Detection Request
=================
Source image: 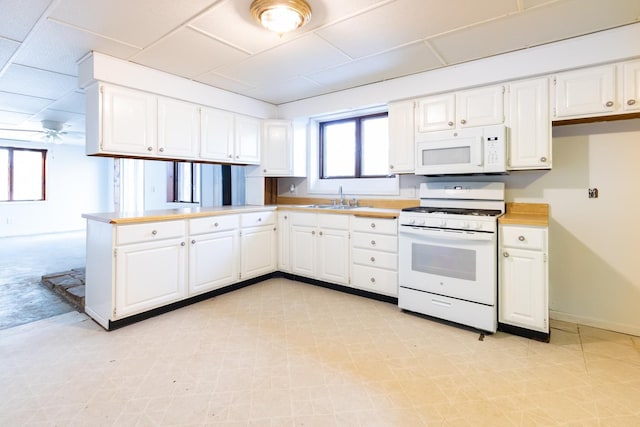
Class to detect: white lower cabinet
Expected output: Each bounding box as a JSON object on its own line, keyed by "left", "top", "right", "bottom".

{"left": 289, "top": 212, "right": 350, "bottom": 286}
{"left": 499, "top": 224, "right": 549, "bottom": 337}
{"left": 350, "top": 217, "right": 398, "bottom": 297}
{"left": 240, "top": 211, "right": 277, "bottom": 279}
{"left": 188, "top": 215, "right": 239, "bottom": 296}
{"left": 277, "top": 211, "right": 291, "bottom": 272}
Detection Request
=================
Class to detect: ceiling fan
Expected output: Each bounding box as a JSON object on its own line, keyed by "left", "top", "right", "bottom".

{"left": 0, "top": 120, "right": 83, "bottom": 144}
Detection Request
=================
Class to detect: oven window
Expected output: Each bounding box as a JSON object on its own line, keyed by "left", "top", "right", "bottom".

{"left": 422, "top": 146, "right": 470, "bottom": 166}
{"left": 411, "top": 243, "right": 476, "bottom": 281}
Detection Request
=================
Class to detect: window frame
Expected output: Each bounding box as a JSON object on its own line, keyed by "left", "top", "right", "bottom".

{"left": 167, "top": 161, "right": 200, "bottom": 204}
{"left": 0, "top": 146, "right": 47, "bottom": 202}
{"left": 319, "top": 112, "right": 389, "bottom": 179}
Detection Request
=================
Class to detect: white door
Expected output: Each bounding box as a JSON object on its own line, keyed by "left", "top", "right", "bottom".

{"left": 101, "top": 85, "right": 157, "bottom": 156}
{"left": 200, "top": 107, "right": 234, "bottom": 161}
{"left": 158, "top": 97, "right": 199, "bottom": 159}
{"left": 240, "top": 226, "right": 276, "bottom": 279}
{"left": 508, "top": 78, "right": 551, "bottom": 170}
{"left": 235, "top": 115, "right": 261, "bottom": 164}
{"left": 415, "top": 93, "right": 455, "bottom": 132}
{"left": 388, "top": 100, "right": 415, "bottom": 173}
{"left": 317, "top": 228, "right": 350, "bottom": 285}
{"left": 290, "top": 224, "right": 316, "bottom": 278}
{"left": 456, "top": 85, "right": 505, "bottom": 128}
{"left": 622, "top": 59, "right": 640, "bottom": 112}
{"left": 115, "top": 238, "right": 186, "bottom": 318}
{"left": 554, "top": 65, "right": 616, "bottom": 118}
{"left": 189, "top": 230, "right": 238, "bottom": 295}
{"left": 262, "top": 120, "right": 292, "bottom": 176}
{"left": 499, "top": 248, "right": 547, "bottom": 332}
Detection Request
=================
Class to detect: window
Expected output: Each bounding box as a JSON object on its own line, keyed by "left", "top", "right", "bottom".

{"left": 319, "top": 112, "right": 389, "bottom": 179}
{"left": 0, "top": 147, "right": 46, "bottom": 202}
{"left": 167, "top": 161, "right": 200, "bottom": 203}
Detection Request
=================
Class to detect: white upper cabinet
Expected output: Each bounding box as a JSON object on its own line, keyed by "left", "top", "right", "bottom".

{"left": 157, "top": 96, "right": 199, "bottom": 159}
{"left": 507, "top": 77, "right": 551, "bottom": 170}
{"left": 415, "top": 85, "right": 504, "bottom": 133}
{"left": 388, "top": 100, "right": 415, "bottom": 174}
{"left": 261, "top": 120, "right": 293, "bottom": 176}
{"left": 553, "top": 64, "right": 616, "bottom": 118}
{"left": 91, "top": 84, "right": 157, "bottom": 157}
{"left": 622, "top": 59, "right": 640, "bottom": 112}
{"left": 235, "top": 115, "right": 261, "bottom": 164}
{"left": 200, "top": 107, "right": 235, "bottom": 162}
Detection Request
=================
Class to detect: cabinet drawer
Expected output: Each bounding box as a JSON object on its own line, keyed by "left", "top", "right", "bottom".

{"left": 116, "top": 220, "right": 186, "bottom": 246}
{"left": 352, "top": 248, "right": 397, "bottom": 270}
{"left": 241, "top": 211, "right": 275, "bottom": 227}
{"left": 318, "top": 213, "right": 349, "bottom": 230}
{"left": 189, "top": 215, "right": 239, "bottom": 235}
{"left": 352, "top": 264, "right": 398, "bottom": 296}
{"left": 500, "top": 225, "right": 546, "bottom": 250}
{"left": 352, "top": 232, "right": 397, "bottom": 253}
{"left": 290, "top": 211, "right": 315, "bottom": 227}
{"left": 351, "top": 217, "right": 397, "bottom": 235}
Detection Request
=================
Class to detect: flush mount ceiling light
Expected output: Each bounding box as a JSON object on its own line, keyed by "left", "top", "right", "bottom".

{"left": 250, "top": 0, "right": 312, "bottom": 34}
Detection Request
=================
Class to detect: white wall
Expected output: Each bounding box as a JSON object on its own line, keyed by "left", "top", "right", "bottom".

{"left": 0, "top": 141, "right": 111, "bottom": 237}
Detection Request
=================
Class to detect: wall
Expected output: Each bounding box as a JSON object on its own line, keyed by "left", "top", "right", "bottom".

{"left": 0, "top": 140, "right": 111, "bottom": 237}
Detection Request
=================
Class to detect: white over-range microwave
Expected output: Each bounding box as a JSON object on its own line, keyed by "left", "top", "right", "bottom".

{"left": 415, "top": 125, "right": 507, "bottom": 175}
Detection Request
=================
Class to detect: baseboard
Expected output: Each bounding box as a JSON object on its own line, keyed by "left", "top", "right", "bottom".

{"left": 550, "top": 310, "right": 640, "bottom": 337}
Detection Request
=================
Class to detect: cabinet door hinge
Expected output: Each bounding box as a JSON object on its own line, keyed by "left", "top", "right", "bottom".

{"left": 544, "top": 253, "right": 548, "bottom": 263}
{"left": 113, "top": 248, "right": 117, "bottom": 257}
{"left": 113, "top": 308, "right": 116, "bottom": 317}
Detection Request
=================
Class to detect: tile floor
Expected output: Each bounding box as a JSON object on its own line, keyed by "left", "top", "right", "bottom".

{"left": 1, "top": 278, "right": 639, "bottom": 426}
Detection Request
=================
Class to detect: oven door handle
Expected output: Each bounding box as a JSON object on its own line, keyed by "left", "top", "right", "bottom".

{"left": 399, "top": 227, "right": 494, "bottom": 241}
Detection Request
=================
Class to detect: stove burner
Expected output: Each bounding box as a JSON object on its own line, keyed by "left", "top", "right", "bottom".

{"left": 401, "top": 206, "right": 502, "bottom": 216}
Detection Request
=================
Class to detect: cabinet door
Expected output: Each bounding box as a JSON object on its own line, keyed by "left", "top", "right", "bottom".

{"left": 240, "top": 226, "right": 276, "bottom": 279}
{"left": 456, "top": 85, "right": 505, "bottom": 128}
{"left": 499, "top": 248, "right": 547, "bottom": 332}
{"left": 101, "top": 85, "right": 157, "bottom": 156}
{"left": 235, "top": 115, "right": 261, "bottom": 164}
{"left": 262, "top": 120, "right": 292, "bottom": 176}
{"left": 415, "top": 93, "right": 455, "bottom": 132}
{"left": 278, "top": 212, "right": 291, "bottom": 272}
{"left": 115, "top": 238, "right": 186, "bottom": 319}
{"left": 158, "top": 97, "right": 199, "bottom": 160}
{"left": 200, "top": 107, "right": 234, "bottom": 161}
{"left": 508, "top": 78, "right": 551, "bottom": 170}
{"left": 290, "top": 225, "right": 316, "bottom": 277}
{"left": 317, "top": 228, "right": 350, "bottom": 285}
{"left": 622, "top": 59, "right": 640, "bottom": 112}
{"left": 554, "top": 65, "right": 616, "bottom": 118}
{"left": 189, "top": 230, "right": 239, "bottom": 295}
{"left": 388, "top": 100, "right": 415, "bottom": 174}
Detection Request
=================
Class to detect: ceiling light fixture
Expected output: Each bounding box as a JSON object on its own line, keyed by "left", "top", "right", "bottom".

{"left": 250, "top": 0, "right": 312, "bottom": 34}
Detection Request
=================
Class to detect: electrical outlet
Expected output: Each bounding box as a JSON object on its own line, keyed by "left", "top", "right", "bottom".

{"left": 588, "top": 188, "right": 599, "bottom": 198}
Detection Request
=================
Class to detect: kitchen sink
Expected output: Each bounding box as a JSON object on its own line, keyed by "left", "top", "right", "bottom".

{"left": 296, "top": 204, "right": 356, "bottom": 210}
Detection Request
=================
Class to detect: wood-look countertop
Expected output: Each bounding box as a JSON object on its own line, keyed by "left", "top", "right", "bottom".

{"left": 499, "top": 203, "right": 549, "bottom": 227}
{"left": 82, "top": 204, "right": 401, "bottom": 225}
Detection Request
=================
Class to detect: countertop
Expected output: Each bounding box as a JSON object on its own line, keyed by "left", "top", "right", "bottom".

{"left": 499, "top": 203, "right": 549, "bottom": 227}
{"left": 82, "top": 204, "right": 401, "bottom": 224}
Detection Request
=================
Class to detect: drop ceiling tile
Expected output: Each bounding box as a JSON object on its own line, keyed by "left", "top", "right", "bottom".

{"left": 132, "top": 27, "right": 248, "bottom": 79}
{"left": 0, "top": 110, "right": 33, "bottom": 126}
{"left": 0, "top": 38, "right": 20, "bottom": 70}
{"left": 0, "top": 64, "right": 77, "bottom": 99}
{"left": 316, "top": 0, "right": 516, "bottom": 59}
{"left": 0, "top": 91, "right": 54, "bottom": 114}
{"left": 245, "top": 77, "right": 324, "bottom": 105}
{"left": 0, "top": 0, "right": 50, "bottom": 41}
{"left": 48, "top": 0, "right": 220, "bottom": 48}
{"left": 308, "top": 42, "right": 443, "bottom": 91}
{"left": 216, "top": 34, "right": 350, "bottom": 87}
{"left": 12, "top": 19, "right": 141, "bottom": 76}
{"left": 429, "top": 0, "right": 640, "bottom": 65}
{"left": 46, "top": 90, "right": 85, "bottom": 114}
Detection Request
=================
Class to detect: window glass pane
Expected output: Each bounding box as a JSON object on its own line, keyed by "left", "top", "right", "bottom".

{"left": 361, "top": 116, "right": 389, "bottom": 176}
{"left": 13, "top": 150, "right": 43, "bottom": 200}
{"left": 323, "top": 121, "right": 355, "bottom": 177}
{"left": 0, "top": 149, "right": 8, "bottom": 201}
{"left": 175, "top": 162, "right": 200, "bottom": 203}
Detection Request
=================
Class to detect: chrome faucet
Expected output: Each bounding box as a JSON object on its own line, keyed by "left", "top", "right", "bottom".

{"left": 338, "top": 185, "right": 344, "bottom": 206}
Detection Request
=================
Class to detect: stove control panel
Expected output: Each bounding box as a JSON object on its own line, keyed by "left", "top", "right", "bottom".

{"left": 399, "top": 213, "right": 497, "bottom": 233}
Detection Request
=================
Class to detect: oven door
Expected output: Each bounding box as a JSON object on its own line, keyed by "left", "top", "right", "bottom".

{"left": 398, "top": 226, "right": 497, "bottom": 305}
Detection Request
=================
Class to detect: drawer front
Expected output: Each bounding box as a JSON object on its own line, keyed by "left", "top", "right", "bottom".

{"left": 351, "top": 232, "right": 397, "bottom": 253}
{"left": 318, "top": 213, "right": 350, "bottom": 230}
{"left": 189, "top": 215, "right": 239, "bottom": 235}
{"left": 351, "top": 264, "right": 398, "bottom": 296}
{"left": 351, "top": 217, "right": 397, "bottom": 235}
{"left": 500, "top": 225, "right": 546, "bottom": 250}
{"left": 116, "top": 220, "right": 186, "bottom": 245}
{"left": 352, "top": 248, "right": 397, "bottom": 270}
{"left": 290, "top": 212, "right": 316, "bottom": 227}
{"left": 241, "top": 211, "right": 276, "bottom": 227}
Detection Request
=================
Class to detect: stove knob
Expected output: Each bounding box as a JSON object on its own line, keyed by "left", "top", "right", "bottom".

{"left": 462, "top": 221, "right": 470, "bottom": 229}
{"left": 472, "top": 222, "right": 482, "bottom": 230}
{"left": 418, "top": 219, "right": 426, "bottom": 226}
{"left": 409, "top": 218, "right": 416, "bottom": 225}
{"left": 440, "top": 219, "right": 447, "bottom": 227}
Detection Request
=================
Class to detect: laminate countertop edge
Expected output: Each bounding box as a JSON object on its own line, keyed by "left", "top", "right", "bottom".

{"left": 499, "top": 203, "right": 549, "bottom": 227}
